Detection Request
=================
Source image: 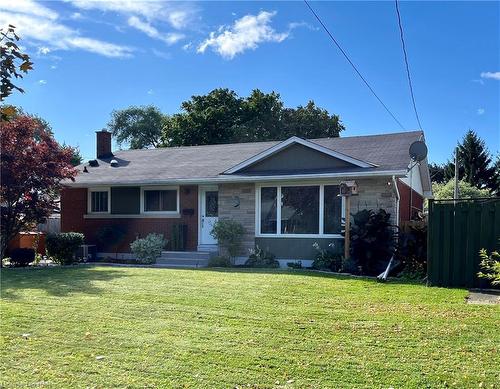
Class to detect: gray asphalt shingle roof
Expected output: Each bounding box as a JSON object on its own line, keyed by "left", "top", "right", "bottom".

{"left": 70, "top": 130, "right": 423, "bottom": 186}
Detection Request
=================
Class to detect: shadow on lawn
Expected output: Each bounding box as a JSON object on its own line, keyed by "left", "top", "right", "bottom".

{"left": 0, "top": 266, "right": 128, "bottom": 299}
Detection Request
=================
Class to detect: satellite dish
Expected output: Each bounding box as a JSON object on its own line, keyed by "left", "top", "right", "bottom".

{"left": 409, "top": 140, "right": 428, "bottom": 162}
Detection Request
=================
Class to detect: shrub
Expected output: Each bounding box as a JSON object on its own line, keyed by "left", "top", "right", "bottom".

{"left": 96, "top": 225, "right": 127, "bottom": 256}
{"left": 130, "top": 233, "right": 166, "bottom": 264}
{"left": 477, "top": 248, "right": 500, "bottom": 286}
{"left": 287, "top": 261, "right": 303, "bottom": 269}
{"left": 340, "top": 257, "right": 360, "bottom": 274}
{"left": 208, "top": 256, "right": 232, "bottom": 267}
{"left": 397, "top": 223, "right": 428, "bottom": 280}
{"left": 46, "top": 232, "right": 84, "bottom": 265}
{"left": 245, "top": 246, "right": 279, "bottom": 268}
{"left": 9, "top": 248, "right": 35, "bottom": 267}
{"left": 350, "top": 209, "right": 397, "bottom": 276}
{"left": 210, "top": 219, "right": 244, "bottom": 262}
{"left": 312, "top": 242, "right": 342, "bottom": 272}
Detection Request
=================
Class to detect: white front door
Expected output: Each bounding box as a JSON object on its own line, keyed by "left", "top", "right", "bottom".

{"left": 200, "top": 187, "right": 218, "bottom": 245}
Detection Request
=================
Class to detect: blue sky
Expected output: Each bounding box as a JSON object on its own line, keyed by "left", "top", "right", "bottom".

{"left": 2, "top": 0, "right": 499, "bottom": 163}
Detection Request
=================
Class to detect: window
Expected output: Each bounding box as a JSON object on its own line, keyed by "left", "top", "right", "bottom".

{"left": 257, "top": 184, "right": 343, "bottom": 237}
{"left": 143, "top": 188, "right": 178, "bottom": 213}
{"left": 204, "top": 191, "right": 218, "bottom": 217}
{"left": 281, "top": 186, "right": 319, "bottom": 234}
{"left": 261, "top": 187, "right": 277, "bottom": 233}
{"left": 324, "top": 185, "right": 342, "bottom": 234}
{"left": 89, "top": 189, "right": 109, "bottom": 213}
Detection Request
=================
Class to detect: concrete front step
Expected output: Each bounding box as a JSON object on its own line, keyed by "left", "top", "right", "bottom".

{"left": 156, "top": 258, "right": 209, "bottom": 267}
{"left": 161, "top": 251, "right": 210, "bottom": 260}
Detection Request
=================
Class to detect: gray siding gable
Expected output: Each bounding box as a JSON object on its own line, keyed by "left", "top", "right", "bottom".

{"left": 240, "top": 143, "right": 356, "bottom": 174}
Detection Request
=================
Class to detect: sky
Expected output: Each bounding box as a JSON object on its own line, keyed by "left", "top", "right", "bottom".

{"left": 2, "top": 0, "right": 499, "bottom": 163}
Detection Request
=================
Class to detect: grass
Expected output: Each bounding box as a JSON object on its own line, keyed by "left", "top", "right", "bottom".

{"left": 1, "top": 266, "right": 499, "bottom": 388}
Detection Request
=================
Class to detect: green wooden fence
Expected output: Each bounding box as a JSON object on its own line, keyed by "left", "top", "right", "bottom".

{"left": 428, "top": 198, "right": 500, "bottom": 288}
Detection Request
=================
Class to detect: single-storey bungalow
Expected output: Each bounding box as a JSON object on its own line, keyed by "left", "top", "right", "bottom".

{"left": 61, "top": 130, "right": 431, "bottom": 266}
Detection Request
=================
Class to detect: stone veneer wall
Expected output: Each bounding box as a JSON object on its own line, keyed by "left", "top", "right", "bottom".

{"left": 218, "top": 183, "right": 256, "bottom": 256}
{"left": 350, "top": 177, "right": 398, "bottom": 225}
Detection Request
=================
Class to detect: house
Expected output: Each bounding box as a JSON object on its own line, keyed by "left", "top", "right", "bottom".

{"left": 61, "top": 130, "right": 431, "bottom": 266}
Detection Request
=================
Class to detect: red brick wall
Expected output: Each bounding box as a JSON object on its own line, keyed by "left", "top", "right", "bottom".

{"left": 60, "top": 185, "right": 199, "bottom": 252}
{"left": 397, "top": 180, "right": 424, "bottom": 223}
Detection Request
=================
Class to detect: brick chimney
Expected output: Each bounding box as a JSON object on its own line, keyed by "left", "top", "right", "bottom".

{"left": 96, "top": 130, "right": 112, "bottom": 159}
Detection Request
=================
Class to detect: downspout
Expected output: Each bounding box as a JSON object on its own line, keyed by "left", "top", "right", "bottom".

{"left": 392, "top": 175, "right": 400, "bottom": 227}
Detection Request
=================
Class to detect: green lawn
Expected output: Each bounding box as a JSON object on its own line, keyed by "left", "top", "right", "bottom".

{"left": 1, "top": 267, "right": 499, "bottom": 388}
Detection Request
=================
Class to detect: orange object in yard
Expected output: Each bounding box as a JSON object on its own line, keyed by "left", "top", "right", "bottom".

{"left": 7, "top": 232, "right": 46, "bottom": 255}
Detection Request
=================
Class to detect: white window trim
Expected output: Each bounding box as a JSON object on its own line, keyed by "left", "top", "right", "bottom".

{"left": 88, "top": 187, "right": 111, "bottom": 214}
{"left": 140, "top": 185, "right": 180, "bottom": 215}
{"left": 255, "top": 182, "right": 345, "bottom": 239}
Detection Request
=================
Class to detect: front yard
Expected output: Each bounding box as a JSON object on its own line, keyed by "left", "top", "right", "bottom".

{"left": 1, "top": 267, "right": 498, "bottom": 388}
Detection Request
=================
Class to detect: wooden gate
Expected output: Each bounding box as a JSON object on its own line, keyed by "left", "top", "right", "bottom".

{"left": 427, "top": 198, "right": 500, "bottom": 288}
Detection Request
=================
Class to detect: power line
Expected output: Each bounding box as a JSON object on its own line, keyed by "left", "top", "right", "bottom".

{"left": 304, "top": 0, "right": 405, "bottom": 130}
{"left": 394, "top": 0, "right": 423, "bottom": 130}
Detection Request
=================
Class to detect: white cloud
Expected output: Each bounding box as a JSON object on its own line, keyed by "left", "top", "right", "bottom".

{"left": 0, "top": 1, "right": 133, "bottom": 58}
{"left": 480, "top": 71, "right": 500, "bottom": 81}
{"left": 70, "top": 12, "right": 83, "bottom": 20}
{"left": 197, "top": 11, "right": 289, "bottom": 59}
{"left": 147, "top": 89, "right": 154, "bottom": 95}
{"left": 127, "top": 16, "right": 184, "bottom": 45}
{"left": 67, "top": 0, "right": 197, "bottom": 38}
{"left": 37, "top": 46, "right": 51, "bottom": 55}
{"left": 38, "top": 79, "right": 47, "bottom": 85}
{"left": 477, "top": 108, "right": 485, "bottom": 115}
{"left": 0, "top": 0, "right": 57, "bottom": 20}
{"left": 50, "top": 64, "right": 57, "bottom": 69}
{"left": 182, "top": 42, "right": 193, "bottom": 51}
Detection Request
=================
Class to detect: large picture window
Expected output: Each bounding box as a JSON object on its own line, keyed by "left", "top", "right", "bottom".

{"left": 257, "top": 184, "right": 343, "bottom": 237}
{"left": 143, "top": 188, "right": 178, "bottom": 213}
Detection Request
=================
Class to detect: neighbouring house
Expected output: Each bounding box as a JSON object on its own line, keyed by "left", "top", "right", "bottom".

{"left": 61, "top": 130, "right": 431, "bottom": 266}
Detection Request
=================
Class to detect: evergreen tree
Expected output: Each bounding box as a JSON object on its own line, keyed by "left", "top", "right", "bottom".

{"left": 456, "top": 130, "right": 496, "bottom": 192}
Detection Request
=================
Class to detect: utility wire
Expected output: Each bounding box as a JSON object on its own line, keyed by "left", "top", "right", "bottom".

{"left": 394, "top": 0, "right": 423, "bottom": 130}
{"left": 304, "top": 0, "right": 405, "bottom": 130}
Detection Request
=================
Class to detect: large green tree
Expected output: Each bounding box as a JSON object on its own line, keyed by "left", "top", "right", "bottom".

{"left": 108, "top": 105, "right": 167, "bottom": 149}
{"left": 162, "top": 88, "right": 345, "bottom": 146}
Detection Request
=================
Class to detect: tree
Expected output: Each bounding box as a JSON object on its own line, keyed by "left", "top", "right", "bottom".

{"left": 161, "top": 88, "right": 344, "bottom": 146}
{"left": 61, "top": 144, "right": 83, "bottom": 166}
{"left": 1, "top": 25, "right": 33, "bottom": 117}
{"left": 108, "top": 105, "right": 167, "bottom": 149}
{"left": 0, "top": 116, "right": 76, "bottom": 260}
{"left": 432, "top": 179, "right": 491, "bottom": 200}
{"left": 164, "top": 88, "right": 244, "bottom": 146}
{"left": 429, "top": 162, "right": 446, "bottom": 183}
{"left": 456, "top": 130, "right": 497, "bottom": 192}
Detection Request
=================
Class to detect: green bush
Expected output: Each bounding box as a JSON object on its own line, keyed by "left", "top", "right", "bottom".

{"left": 340, "top": 257, "right": 359, "bottom": 274}
{"left": 350, "top": 209, "right": 397, "bottom": 276}
{"left": 210, "top": 219, "right": 244, "bottom": 261}
{"left": 130, "top": 233, "right": 166, "bottom": 264}
{"left": 245, "top": 246, "right": 279, "bottom": 268}
{"left": 46, "top": 232, "right": 84, "bottom": 265}
{"left": 9, "top": 248, "right": 35, "bottom": 267}
{"left": 478, "top": 248, "right": 500, "bottom": 286}
{"left": 208, "top": 256, "right": 232, "bottom": 267}
{"left": 397, "top": 223, "right": 428, "bottom": 279}
{"left": 312, "top": 242, "right": 342, "bottom": 271}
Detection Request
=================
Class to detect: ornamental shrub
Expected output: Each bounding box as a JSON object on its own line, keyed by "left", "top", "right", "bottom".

{"left": 350, "top": 209, "right": 397, "bottom": 276}
{"left": 9, "top": 248, "right": 35, "bottom": 267}
{"left": 477, "top": 248, "right": 500, "bottom": 286}
{"left": 130, "top": 233, "right": 166, "bottom": 264}
{"left": 210, "top": 219, "right": 244, "bottom": 262}
{"left": 245, "top": 246, "right": 279, "bottom": 268}
{"left": 312, "top": 242, "right": 342, "bottom": 272}
{"left": 46, "top": 232, "right": 84, "bottom": 265}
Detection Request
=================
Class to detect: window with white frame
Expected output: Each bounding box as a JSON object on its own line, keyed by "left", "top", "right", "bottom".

{"left": 89, "top": 189, "right": 109, "bottom": 213}
{"left": 142, "top": 187, "right": 178, "bottom": 213}
{"left": 257, "top": 184, "right": 343, "bottom": 236}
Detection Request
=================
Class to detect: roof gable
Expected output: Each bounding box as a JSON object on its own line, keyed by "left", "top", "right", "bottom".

{"left": 223, "top": 137, "right": 376, "bottom": 175}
